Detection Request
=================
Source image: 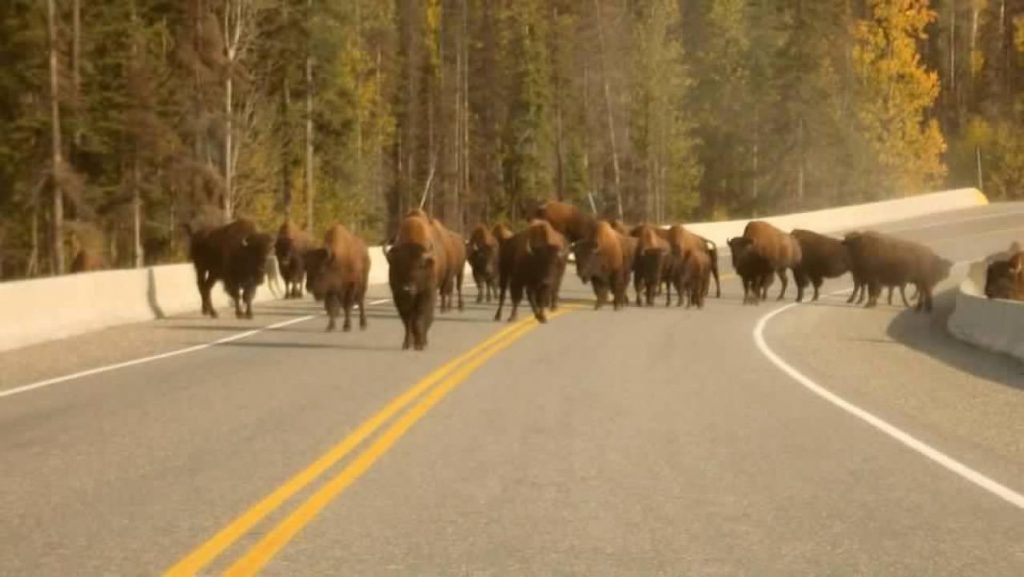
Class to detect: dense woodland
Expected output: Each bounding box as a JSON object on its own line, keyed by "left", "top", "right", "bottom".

{"left": 1, "top": 0, "right": 1023, "bottom": 278}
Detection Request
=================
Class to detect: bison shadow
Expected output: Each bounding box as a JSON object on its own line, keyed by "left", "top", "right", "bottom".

{"left": 885, "top": 288, "right": 1024, "bottom": 391}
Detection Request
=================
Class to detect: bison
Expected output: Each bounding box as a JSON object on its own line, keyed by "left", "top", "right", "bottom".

{"left": 984, "top": 243, "right": 1024, "bottom": 300}
{"left": 727, "top": 221, "right": 802, "bottom": 304}
{"left": 429, "top": 217, "right": 466, "bottom": 313}
{"left": 493, "top": 220, "right": 568, "bottom": 323}
{"left": 632, "top": 224, "right": 671, "bottom": 306}
{"left": 304, "top": 224, "right": 370, "bottom": 332}
{"left": 842, "top": 232, "right": 952, "bottom": 312}
{"left": 679, "top": 247, "right": 712, "bottom": 309}
{"left": 535, "top": 200, "right": 596, "bottom": 242}
{"left": 467, "top": 224, "right": 499, "bottom": 303}
{"left": 790, "top": 229, "right": 850, "bottom": 302}
{"left": 275, "top": 221, "right": 315, "bottom": 298}
{"left": 573, "top": 220, "right": 629, "bottom": 310}
{"left": 186, "top": 218, "right": 273, "bottom": 319}
{"left": 386, "top": 212, "right": 442, "bottom": 350}
{"left": 658, "top": 225, "right": 720, "bottom": 299}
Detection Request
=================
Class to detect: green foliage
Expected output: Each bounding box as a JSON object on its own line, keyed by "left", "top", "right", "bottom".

{"left": 4, "top": 0, "right": 1024, "bottom": 279}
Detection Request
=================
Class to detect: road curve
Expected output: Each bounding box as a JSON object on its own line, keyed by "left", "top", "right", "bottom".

{"left": 0, "top": 204, "right": 1022, "bottom": 576}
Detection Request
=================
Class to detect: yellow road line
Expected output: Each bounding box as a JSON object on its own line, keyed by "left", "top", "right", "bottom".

{"left": 164, "top": 318, "right": 538, "bottom": 577}
{"left": 223, "top": 311, "right": 567, "bottom": 577}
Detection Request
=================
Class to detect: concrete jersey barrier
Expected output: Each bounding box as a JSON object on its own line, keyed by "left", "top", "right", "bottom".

{"left": 948, "top": 260, "right": 1024, "bottom": 362}
{"left": 0, "top": 188, "right": 988, "bottom": 353}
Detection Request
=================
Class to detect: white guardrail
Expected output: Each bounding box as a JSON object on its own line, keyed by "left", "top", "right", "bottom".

{"left": 947, "top": 261, "right": 1024, "bottom": 362}
{"left": 0, "top": 188, "right": 988, "bottom": 353}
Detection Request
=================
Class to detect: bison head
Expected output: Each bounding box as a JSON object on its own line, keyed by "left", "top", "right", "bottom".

{"left": 466, "top": 241, "right": 495, "bottom": 277}
{"left": 386, "top": 244, "right": 436, "bottom": 298}
{"left": 572, "top": 239, "right": 603, "bottom": 283}
{"left": 727, "top": 237, "right": 754, "bottom": 269}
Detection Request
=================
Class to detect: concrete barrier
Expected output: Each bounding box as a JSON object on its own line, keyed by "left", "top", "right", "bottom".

{"left": 948, "top": 260, "right": 1024, "bottom": 362}
{"left": 684, "top": 188, "right": 988, "bottom": 248}
{"left": 0, "top": 187, "right": 989, "bottom": 353}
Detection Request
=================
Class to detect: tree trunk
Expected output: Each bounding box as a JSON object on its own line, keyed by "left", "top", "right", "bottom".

{"left": 305, "top": 36, "right": 315, "bottom": 232}
{"left": 72, "top": 0, "right": 82, "bottom": 157}
{"left": 47, "top": 0, "right": 65, "bottom": 275}
{"left": 593, "top": 0, "right": 623, "bottom": 220}
{"left": 224, "top": 71, "right": 233, "bottom": 219}
{"left": 133, "top": 156, "right": 144, "bottom": 267}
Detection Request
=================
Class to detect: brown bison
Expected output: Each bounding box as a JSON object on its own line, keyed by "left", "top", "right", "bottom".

{"left": 303, "top": 224, "right": 370, "bottom": 332}
{"left": 467, "top": 224, "right": 499, "bottom": 303}
{"left": 659, "top": 225, "right": 720, "bottom": 299}
{"left": 727, "top": 221, "right": 802, "bottom": 304}
{"left": 431, "top": 219, "right": 466, "bottom": 312}
{"left": 790, "top": 229, "right": 850, "bottom": 302}
{"left": 186, "top": 218, "right": 273, "bottom": 319}
{"left": 984, "top": 243, "right": 1024, "bottom": 300}
{"left": 632, "top": 224, "right": 671, "bottom": 306}
{"left": 493, "top": 220, "right": 568, "bottom": 323}
{"left": 386, "top": 212, "right": 442, "bottom": 350}
{"left": 679, "top": 247, "right": 712, "bottom": 309}
{"left": 275, "top": 221, "right": 315, "bottom": 298}
{"left": 573, "top": 221, "right": 629, "bottom": 310}
{"left": 535, "top": 200, "right": 596, "bottom": 242}
{"left": 842, "top": 232, "right": 952, "bottom": 312}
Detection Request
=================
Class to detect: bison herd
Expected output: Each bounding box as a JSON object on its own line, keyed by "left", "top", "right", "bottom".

{"left": 183, "top": 200, "right": 972, "bottom": 352}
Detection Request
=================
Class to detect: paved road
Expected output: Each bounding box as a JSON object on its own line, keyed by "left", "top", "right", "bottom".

{"left": 1, "top": 204, "right": 1022, "bottom": 576}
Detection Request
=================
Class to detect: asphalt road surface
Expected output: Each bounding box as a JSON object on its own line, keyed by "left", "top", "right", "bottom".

{"left": 1, "top": 204, "right": 1022, "bottom": 576}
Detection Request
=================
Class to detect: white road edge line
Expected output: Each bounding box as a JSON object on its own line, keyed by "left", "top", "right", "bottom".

{"left": 0, "top": 297, "right": 393, "bottom": 400}
{"left": 753, "top": 301, "right": 1024, "bottom": 511}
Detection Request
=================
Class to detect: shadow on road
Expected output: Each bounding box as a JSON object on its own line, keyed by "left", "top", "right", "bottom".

{"left": 218, "top": 341, "right": 397, "bottom": 352}
{"left": 885, "top": 289, "right": 1024, "bottom": 392}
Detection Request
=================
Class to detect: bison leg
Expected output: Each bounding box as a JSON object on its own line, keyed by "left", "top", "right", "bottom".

{"left": 413, "top": 294, "right": 433, "bottom": 350}
{"left": 812, "top": 277, "right": 823, "bottom": 301}
{"left": 508, "top": 281, "right": 524, "bottom": 322}
{"left": 592, "top": 279, "right": 608, "bottom": 310}
{"left": 899, "top": 284, "right": 911, "bottom": 308}
{"left": 793, "top": 268, "right": 808, "bottom": 302}
{"left": 474, "top": 273, "right": 484, "bottom": 304}
{"left": 528, "top": 286, "right": 548, "bottom": 323}
{"left": 494, "top": 275, "right": 508, "bottom": 322}
{"left": 341, "top": 288, "right": 355, "bottom": 332}
{"left": 456, "top": 269, "right": 465, "bottom": 312}
{"left": 325, "top": 292, "right": 339, "bottom": 331}
{"left": 197, "top": 269, "right": 218, "bottom": 318}
{"left": 866, "top": 281, "right": 881, "bottom": 308}
{"left": 776, "top": 269, "right": 788, "bottom": 301}
{"left": 357, "top": 285, "right": 368, "bottom": 331}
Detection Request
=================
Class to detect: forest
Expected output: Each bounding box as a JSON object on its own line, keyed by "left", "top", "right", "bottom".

{"left": 0, "top": 0, "right": 1022, "bottom": 279}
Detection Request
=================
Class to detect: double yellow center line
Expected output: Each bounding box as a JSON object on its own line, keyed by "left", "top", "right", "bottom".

{"left": 165, "top": 310, "right": 569, "bottom": 576}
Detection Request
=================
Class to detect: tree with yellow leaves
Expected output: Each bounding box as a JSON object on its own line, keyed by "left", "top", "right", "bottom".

{"left": 852, "top": 0, "right": 947, "bottom": 197}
